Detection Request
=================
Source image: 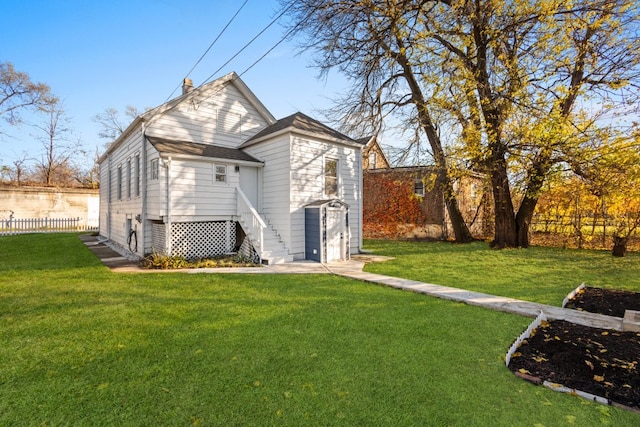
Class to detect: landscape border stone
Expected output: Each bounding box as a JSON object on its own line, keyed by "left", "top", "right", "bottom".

{"left": 506, "top": 290, "right": 640, "bottom": 414}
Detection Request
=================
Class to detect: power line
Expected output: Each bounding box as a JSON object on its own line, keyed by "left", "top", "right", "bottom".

{"left": 238, "top": 7, "right": 315, "bottom": 79}
{"left": 201, "top": 2, "right": 295, "bottom": 86}
{"left": 165, "top": 0, "right": 249, "bottom": 101}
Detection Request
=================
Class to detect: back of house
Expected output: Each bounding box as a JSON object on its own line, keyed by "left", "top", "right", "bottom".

{"left": 98, "top": 73, "right": 363, "bottom": 264}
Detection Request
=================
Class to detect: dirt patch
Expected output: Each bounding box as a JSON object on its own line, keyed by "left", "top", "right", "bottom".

{"left": 508, "top": 288, "right": 640, "bottom": 411}
{"left": 564, "top": 287, "right": 640, "bottom": 318}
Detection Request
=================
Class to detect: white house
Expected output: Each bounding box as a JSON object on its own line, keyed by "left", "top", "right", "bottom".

{"left": 97, "top": 72, "right": 363, "bottom": 264}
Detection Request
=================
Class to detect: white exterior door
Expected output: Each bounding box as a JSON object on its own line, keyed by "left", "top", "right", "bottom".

{"left": 239, "top": 166, "right": 260, "bottom": 210}
{"left": 326, "top": 207, "right": 344, "bottom": 262}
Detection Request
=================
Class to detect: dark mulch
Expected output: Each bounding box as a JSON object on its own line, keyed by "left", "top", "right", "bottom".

{"left": 564, "top": 287, "right": 640, "bottom": 318}
{"left": 508, "top": 287, "right": 640, "bottom": 411}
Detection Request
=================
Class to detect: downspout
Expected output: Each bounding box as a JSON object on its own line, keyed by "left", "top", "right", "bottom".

{"left": 358, "top": 146, "right": 364, "bottom": 253}
{"left": 163, "top": 156, "right": 172, "bottom": 255}
{"left": 107, "top": 154, "right": 112, "bottom": 239}
{"left": 140, "top": 123, "right": 148, "bottom": 255}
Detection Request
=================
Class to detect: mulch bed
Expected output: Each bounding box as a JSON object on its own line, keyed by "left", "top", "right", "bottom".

{"left": 564, "top": 287, "right": 640, "bottom": 318}
{"left": 507, "top": 287, "right": 640, "bottom": 411}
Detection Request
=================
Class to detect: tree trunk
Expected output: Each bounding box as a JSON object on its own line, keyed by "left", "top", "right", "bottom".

{"left": 612, "top": 236, "right": 628, "bottom": 257}
{"left": 394, "top": 52, "right": 473, "bottom": 243}
{"left": 439, "top": 173, "right": 474, "bottom": 243}
{"left": 490, "top": 164, "right": 518, "bottom": 248}
{"left": 515, "top": 196, "right": 537, "bottom": 248}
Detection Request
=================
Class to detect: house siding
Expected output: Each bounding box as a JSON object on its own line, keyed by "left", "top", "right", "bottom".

{"left": 98, "top": 74, "right": 363, "bottom": 263}
{"left": 289, "top": 136, "right": 361, "bottom": 258}
{"left": 243, "top": 134, "right": 292, "bottom": 250}
{"left": 145, "top": 84, "right": 268, "bottom": 147}
{"left": 167, "top": 159, "right": 238, "bottom": 220}
{"left": 99, "top": 129, "right": 145, "bottom": 254}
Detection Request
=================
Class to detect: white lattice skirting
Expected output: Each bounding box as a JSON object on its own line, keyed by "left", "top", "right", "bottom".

{"left": 152, "top": 221, "right": 238, "bottom": 259}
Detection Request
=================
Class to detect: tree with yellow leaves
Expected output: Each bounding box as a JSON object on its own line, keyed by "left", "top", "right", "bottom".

{"left": 282, "top": 0, "right": 640, "bottom": 248}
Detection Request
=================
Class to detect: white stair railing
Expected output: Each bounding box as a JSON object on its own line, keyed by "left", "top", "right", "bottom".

{"left": 236, "top": 187, "right": 265, "bottom": 258}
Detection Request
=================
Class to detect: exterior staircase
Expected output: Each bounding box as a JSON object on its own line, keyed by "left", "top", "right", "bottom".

{"left": 258, "top": 221, "right": 294, "bottom": 264}
{"left": 236, "top": 188, "right": 293, "bottom": 264}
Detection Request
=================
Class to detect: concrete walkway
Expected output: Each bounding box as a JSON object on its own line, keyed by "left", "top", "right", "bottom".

{"left": 80, "top": 234, "right": 625, "bottom": 331}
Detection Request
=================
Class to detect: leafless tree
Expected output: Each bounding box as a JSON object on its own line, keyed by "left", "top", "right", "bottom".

{"left": 93, "top": 105, "right": 139, "bottom": 144}
{"left": 31, "top": 99, "right": 79, "bottom": 186}
{"left": 281, "top": 0, "right": 474, "bottom": 242}
{"left": 0, "top": 62, "right": 53, "bottom": 130}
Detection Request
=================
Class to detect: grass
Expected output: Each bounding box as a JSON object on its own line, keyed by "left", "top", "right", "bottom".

{"left": 363, "top": 239, "right": 640, "bottom": 306}
{"left": 0, "top": 234, "right": 638, "bottom": 426}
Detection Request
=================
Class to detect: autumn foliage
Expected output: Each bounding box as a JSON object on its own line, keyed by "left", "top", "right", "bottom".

{"left": 363, "top": 170, "right": 429, "bottom": 238}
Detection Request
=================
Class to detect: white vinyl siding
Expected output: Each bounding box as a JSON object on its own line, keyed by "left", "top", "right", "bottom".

{"left": 289, "top": 136, "right": 361, "bottom": 258}
{"left": 246, "top": 134, "right": 361, "bottom": 259}
{"left": 98, "top": 129, "right": 145, "bottom": 250}
{"left": 145, "top": 84, "right": 269, "bottom": 148}
{"left": 244, "top": 134, "right": 292, "bottom": 250}
{"left": 167, "top": 159, "right": 237, "bottom": 219}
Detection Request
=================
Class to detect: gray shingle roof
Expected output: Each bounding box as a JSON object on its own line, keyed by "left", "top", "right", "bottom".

{"left": 147, "top": 137, "right": 262, "bottom": 163}
{"left": 241, "top": 112, "right": 362, "bottom": 147}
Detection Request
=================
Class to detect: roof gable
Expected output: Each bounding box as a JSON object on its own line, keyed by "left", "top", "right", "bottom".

{"left": 142, "top": 72, "right": 275, "bottom": 125}
{"left": 99, "top": 72, "right": 275, "bottom": 163}
{"left": 240, "top": 112, "right": 362, "bottom": 148}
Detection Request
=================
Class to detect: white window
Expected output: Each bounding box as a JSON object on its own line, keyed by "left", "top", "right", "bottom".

{"left": 151, "top": 158, "right": 159, "bottom": 180}
{"left": 414, "top": 180, "right": 425, "bottom": 197}
{"left": 134, "top": 155, "right": 140, "bottom": 196}
{"left": 108, "top": 169, "right": 112, "bottom": 203}
{"left": 368, "top": 152, "right": 377, "bottom": 169}
{"left": 214, "top": 164, "right": 227, "bottom": 183}
{"left": 117, "top": 166, "right": 122, "bottom": 200}
{"left": 470, "top": 183, "right": 478, "bottom": 209}
{"left": 324, "top": 158, "right": 338, "bottom": 197}
{"left": 126, "top": 159, "right": 132, "bottom": 199}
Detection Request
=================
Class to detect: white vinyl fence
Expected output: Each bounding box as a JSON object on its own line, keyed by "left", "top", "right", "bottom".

{"left": 0, "top": 217, "right": 99, "bottom": 236}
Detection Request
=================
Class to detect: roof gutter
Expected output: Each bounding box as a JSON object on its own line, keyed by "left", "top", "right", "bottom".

{"left": 157, "top": 152, "right": 264, "bottom": 166}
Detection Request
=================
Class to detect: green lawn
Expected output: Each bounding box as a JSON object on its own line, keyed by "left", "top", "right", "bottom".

{"left": 0, "top": 234, "right": 638, "bottom": 426}
{"left": 363, "top": 239, "right": 640, "bottom": 306}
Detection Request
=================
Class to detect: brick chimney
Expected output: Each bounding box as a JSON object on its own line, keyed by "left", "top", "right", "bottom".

{"left": 182, "top": 78, "right": 194, "bottom": 95}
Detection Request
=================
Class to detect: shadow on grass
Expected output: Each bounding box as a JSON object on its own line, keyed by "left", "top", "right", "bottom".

{"left": 0, "top": 233, "right": 105, "bottom": 272}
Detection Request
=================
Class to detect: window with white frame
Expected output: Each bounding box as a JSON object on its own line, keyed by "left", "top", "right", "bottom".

{"left": 214, "top": 164, "right": 227, "bottom": 183}
{"left": 324, "top": 158, "right": 338, "bottom": 197}
{"left": 368, "top": 152, "right": 377, "bottom": 169}
{"left": 108, "top": 169, "right": 112, "bottom": 203}
{"left": 414, "top": 180, "right": 425, "bottom": 197}
{"left": 151, "top": 158, "right": 159, "bottom": 180}
{"left": 134, "top": 155, "right": 140, "bottom": 197}
{"left": 126, "top": 159, "right": 132, "bottom": 198}
{"left": 117, "top": 166, "right": 123, "bottom": 200}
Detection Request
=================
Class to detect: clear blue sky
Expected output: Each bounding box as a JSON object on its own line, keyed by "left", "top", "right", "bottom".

{"left": 0, "top": 0, "right": 348, "bottom": 167}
